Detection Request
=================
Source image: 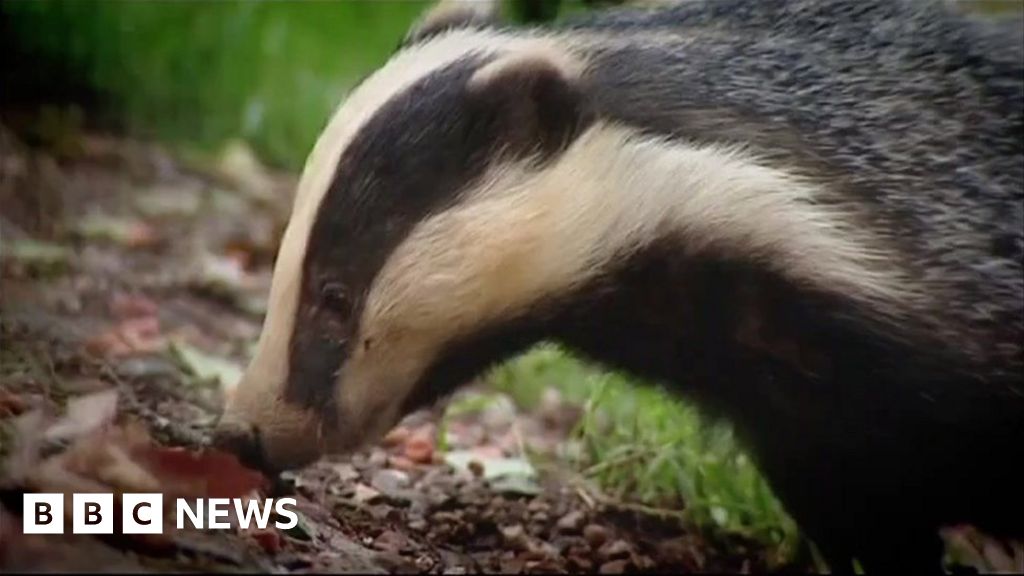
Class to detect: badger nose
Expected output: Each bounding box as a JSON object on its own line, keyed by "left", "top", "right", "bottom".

{"left": 212, "top": 419, "right": 271, "bottom": 474}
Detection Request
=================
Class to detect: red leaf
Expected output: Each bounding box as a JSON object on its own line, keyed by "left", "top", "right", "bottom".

{"left": 110, "top": 292, "right": 159, "bottom": 319}
{"left": 249, "top": 527, "right": 282, "bottom": 554}
{"left": 133, "top": 446, "right": 267, "bottom": 498}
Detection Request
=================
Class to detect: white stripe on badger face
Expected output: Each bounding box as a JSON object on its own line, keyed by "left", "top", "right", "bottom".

{"left": 222, "top": 27, "right": 579, "bottom": 464}
{"left": 336, "top": 122, "right": 922, "bottom": 441}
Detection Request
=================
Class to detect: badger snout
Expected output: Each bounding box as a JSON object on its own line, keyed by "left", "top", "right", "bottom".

{"left": 211, "top": 417, "right": 273, "bottom": 473}
{"left": 216, "top": 366, "right": 331, "bottom": 472}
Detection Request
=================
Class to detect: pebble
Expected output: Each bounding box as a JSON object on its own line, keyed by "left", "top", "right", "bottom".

{"left": 499, "top": 524, "right": 530, "bottom": 551}
{"left": 382, "top": 426, "right": 411, "bottom": 447}
{"left": 404, "top": 435, "right": 434, "bottom": 464}
{"left": 583, "top": 523, "right": 610, "bottom": 548}
{"left": 388, "top": 455, "right": 418, "bottom": 472}
{"left": 527, "top": 499, "right": 550, "bottom": 513}
{"left": 598, "top": 559, "right": 630, "bottom": 574}
{"left": 598, "top": 539, "right": 633, "bottom": 561}
{"left": 555, "top": 510, "right": 586, "bottom": 533}
{"left": 371, "top": 469, "right": 411, "bottom": 498}
{"left": 372, "top": 530, "right": 408, "bottom": 552}
{"left": 331, "top": 463, "right": 360, "bottom": 483}
{"left": 368, "top": 449, "right": 388, "bottom": 468}
{"left": 352, "top": 483, "right": 381, "bottom": 505}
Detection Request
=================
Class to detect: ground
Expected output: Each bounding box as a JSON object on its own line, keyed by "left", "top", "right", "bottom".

{"left": 2, "top": 124, "right": 1020, "bottom": 574}
{"left": 0, "top": 124, "right": 785, "bottom": 574}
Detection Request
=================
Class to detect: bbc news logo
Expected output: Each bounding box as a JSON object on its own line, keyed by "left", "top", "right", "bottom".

{"left": 22, "top": 494, "right": 298, "bottom": 534}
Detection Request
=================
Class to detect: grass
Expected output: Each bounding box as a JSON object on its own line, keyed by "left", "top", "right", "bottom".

{"left": 3, "top": 0, "right": 429, "bottom": 170}
{"left": 487, "top": 344, "right": 801, "bottom": 564}
{"left": 1, "top": 0, "right": 611, "bottom": 171}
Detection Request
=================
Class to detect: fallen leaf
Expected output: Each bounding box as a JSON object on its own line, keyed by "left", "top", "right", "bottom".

{"left": 133, "top": 446, "right": 267, "bottom": 498}
{"left": 249, "top": 527, "right": 282, "bottom": 554}
{"left": 444, "top": 451, "right": 540, "bottom": 495}
{"left": 76, "top": 213, "right": 158, "bottom": 248}
{"left": 169, "top": 340, "right": 243, "bottom": 390}
{"left": 109, "top": 292, "right": 159, "bottom": 319}
{"left": 44, "top": 389, "right": 118, "bottom": 442}
{"left": 215, "top": 139, "right": 276, "bottom": 203}
{"left": 0, "top": 390, "right": 28, "bottom": 417}
{"left": 84, "top": 317, "right": 165, "bottom": 358}
{"left": 134, "top": 184, "right": 201, "bottom": 218}
{"left": 403, "top": 435, "right": 434, "bottom": 464}
{"left": 3, "top": 239, "right": 71, "bottom": 267}
{"left": 352, "top": 483, "right": 381, "bottom": 505}
{"left": 2, "top": 409, "right": 49, "bottom": 483}
{"left": 58, "top": 433, "right": 162, "bottom": 493}
{"left": 196, "top": 253, "right": 254, "bottom": 294}
{"left": 381, "top": 426, "right": 410, "bottom": 447}
{"left": 83, "top": 330, "right": 132, "bottom": 357}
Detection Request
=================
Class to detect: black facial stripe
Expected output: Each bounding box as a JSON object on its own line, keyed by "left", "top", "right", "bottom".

{"left": 284, "top": 50, "right": 594, "bottom": 410}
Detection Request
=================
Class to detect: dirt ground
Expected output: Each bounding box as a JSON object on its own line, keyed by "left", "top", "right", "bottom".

{"left": 0, "top": 122, "right": 795, "bottom": 573}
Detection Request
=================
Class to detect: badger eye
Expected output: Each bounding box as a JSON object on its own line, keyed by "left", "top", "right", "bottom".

{"left": 320, "top": 282, "right": 352, "bottom": 318}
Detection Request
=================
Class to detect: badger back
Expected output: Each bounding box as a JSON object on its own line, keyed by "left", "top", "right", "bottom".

{"left": 565, "top": 0, "right": 1024, "bottom": 370}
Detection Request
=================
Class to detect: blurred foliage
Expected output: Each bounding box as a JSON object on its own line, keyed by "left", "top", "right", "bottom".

{"left": 2, "top": 1, "right": 426, "bottom": 168}
{"left": 0, "top": 0, "right": 623, "bottom": 170}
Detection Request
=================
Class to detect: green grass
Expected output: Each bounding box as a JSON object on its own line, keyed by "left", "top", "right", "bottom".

{"left": 1, "top": 0, "right": 614, "bottom": 171}
{"left": 488, "top": 344, "right": 801, "bottom": 564}
{"left": 3, "top": 0, "right": 429, "bottom": 169}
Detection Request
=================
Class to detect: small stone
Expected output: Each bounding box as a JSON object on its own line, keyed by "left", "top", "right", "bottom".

{"left": 332, "top": 463, "right": 360, "bottom": 483}
{"left": 568, "top": 554, "right": 593, "bottom": 572}
{"left": 372, "top": 468, "right": 410, "bottom": 492}
{"left": 500, "top": 524, "right": 530, "bottom": 551}
{"left": 583, "top": 524, "right": 610, "bottom": 548}
{"left": 635, "top": 555, "right": 656, "bottom": 570}
{"left": 382, "top": 426, "right": 411, "bottom": 447}
{"left": 499, "top": 557, "right": 525, "bottom": 573}
{"left": 598, "top": 539, "right": 633, "bottom": 561}
{"left": 598, "top": 559, "right": 630, "bottom": 574}
{"left": 368, "top": 449, "right": 388, "bottom": 468}
{"left": 372, "top": 529, "right": 408, "bottom": 553}
{"left": 388, "top": 455, "right": 418, "bottom": 472}
{"left": 404, "top": 435, "right": 435, "bottom": 464}
{"left": 527, "top": 499, "right": 550, "bottom": 513}
{"left": 525, "top": 541, "right": 559, "bottom": 560}
{"left": 556, "top": 510, "right": 586, "bottom": 533}
{"left": 352, "top": 483, "right": 381, "bottom": 505}
{"left": 467, "top": 459, "right": 485, "bottom": 478}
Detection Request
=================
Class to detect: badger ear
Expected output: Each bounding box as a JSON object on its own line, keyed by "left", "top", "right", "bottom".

{"left": 404, "top": 0, "right": 501, "bottom": 46}
{"left": 467, "top": 51, "right": 592, "bottom": 158}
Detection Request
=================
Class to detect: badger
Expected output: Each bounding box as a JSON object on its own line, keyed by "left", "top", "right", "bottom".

{"left": 214, "top": 0, "right": 1024, "bottom": 570}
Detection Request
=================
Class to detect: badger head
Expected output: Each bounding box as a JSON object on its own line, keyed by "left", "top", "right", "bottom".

{"left": 214, "top": 3, "right": 924, "bottom": 472}
{"left": 212, "top": 14, "right": 608, "bottom": 471}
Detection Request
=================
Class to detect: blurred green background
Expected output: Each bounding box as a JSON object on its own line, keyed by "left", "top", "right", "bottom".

{"left": 0, "top": 0, "right": 607, "bottom": 169}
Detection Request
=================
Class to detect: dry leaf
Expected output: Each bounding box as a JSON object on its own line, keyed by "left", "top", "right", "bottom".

{"left": 44, "top": 389, "right": 119, "bottom": 442}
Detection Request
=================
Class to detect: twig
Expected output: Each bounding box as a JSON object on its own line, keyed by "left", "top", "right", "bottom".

{"left": 568, "top": 474, "right": 687, "bottom": 522}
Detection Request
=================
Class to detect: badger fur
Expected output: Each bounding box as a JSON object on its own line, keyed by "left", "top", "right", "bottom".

{"left": 216, "top": 0, "right": 1024, "bottom": 570}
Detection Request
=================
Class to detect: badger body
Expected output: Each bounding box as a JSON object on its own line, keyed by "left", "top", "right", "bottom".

{"left": 216, "top": 0, "right": 1024, "bottom": 570}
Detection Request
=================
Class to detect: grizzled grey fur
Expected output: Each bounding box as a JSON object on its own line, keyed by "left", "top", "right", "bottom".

{"left": 566, "top": 0, "right": 1023, "bottom": 369}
